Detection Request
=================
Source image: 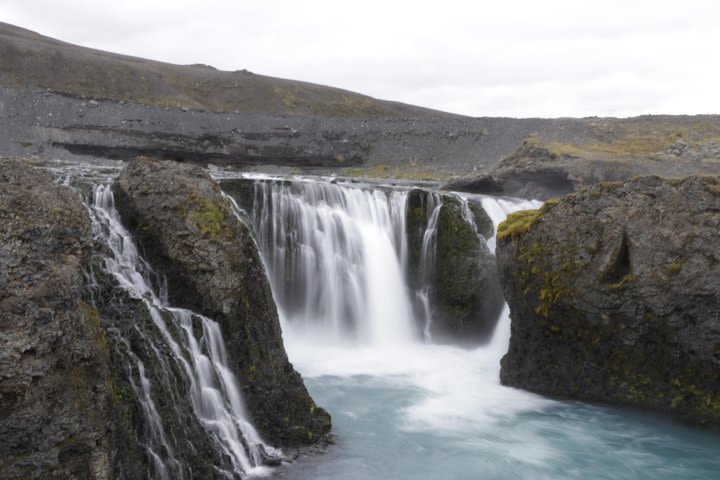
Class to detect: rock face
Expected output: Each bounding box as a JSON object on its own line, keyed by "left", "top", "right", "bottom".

{"left": 406, "top": 189, "right": 503, "bottom": 344}
{"left": 497, "top": 176, "right": 720, "bottom": 424}
{"left": 0, "top": 162, "right": 137, "bottom": 479}
{"left": 445, "top": 132, "right": 720, "bottom": 201}
{"left": 114, "top": 158, "right": 330, "bottom": 446}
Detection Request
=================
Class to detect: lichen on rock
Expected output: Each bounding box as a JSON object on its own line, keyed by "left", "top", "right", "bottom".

{"left": 113, "top": 157, "right": 331, "bottom": 446}
{"left": 406, "top": 189, "right": 502, "bottom": 344}
{"left": 497, "top": 175, "right": 720, "bottom": 425}
{"left": 0, "top": 161, "right": 138, "bottom": 479}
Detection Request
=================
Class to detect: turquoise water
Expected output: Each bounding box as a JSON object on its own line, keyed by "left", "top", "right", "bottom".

{"left": 271, "top": 314, "right": 720, "bottom": 480}
{"left": 278, "top": 374, "right": 720, "bottom": 480}
{"left": 232, "top": 176, "right": 720, "bottom": 480}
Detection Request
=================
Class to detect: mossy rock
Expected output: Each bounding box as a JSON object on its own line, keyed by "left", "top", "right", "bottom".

{"left": 432, "top": 197, "right": 503, "bottom": 344}
{"left": 497, "top": 176, "right": 720, "bottom": 426}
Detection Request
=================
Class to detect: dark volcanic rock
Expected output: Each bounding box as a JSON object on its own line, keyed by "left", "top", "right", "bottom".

{"left": 433, "top": 196, "right": 503, "bottom": 343}
{"left": 444, "top": 134, "right": 720, "bottom": 201}
{"left": 406, "top": 189, "right": 502, "bottom": 344}
{"left": 496, "top": 176, "right": 720, "bottom": 424}
{"left": 444, "top": 141, "right": 580, "bottom": 200}
{"left": 0, "top": 161, "right": 137, "bottom": 479}
{"left": 113, "top": 158, "right": 331, "bottom": 446}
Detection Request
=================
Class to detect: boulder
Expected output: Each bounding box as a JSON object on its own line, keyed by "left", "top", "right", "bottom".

{"left": 0, "top": 161, "right": 138, "bottom": 479}
{"left": 434, "top": 196, "right": 503, "bottom": 343}
{"left": 497, "top": 176, "right": 720, "bottom": 425}
{"left": 406, "top": 189, "right": 502, "bottom": 344}
{"left": 114, "top": 158, "right": 330, "bottom": 446}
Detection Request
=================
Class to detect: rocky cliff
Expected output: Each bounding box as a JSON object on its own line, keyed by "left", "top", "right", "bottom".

{"left": 445, "top": 123, "right": 720, "bottom": 200}
{"left": 0, "top": 162, "right": 139, "bottom": 479}
{"left": 113, "top": 158, "right": 331, "bottom": 446}
{"left": 496, "top": 176, "right": 720, "bottom": 424}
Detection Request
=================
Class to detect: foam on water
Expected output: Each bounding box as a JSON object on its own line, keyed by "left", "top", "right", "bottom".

{"left": 241, "top": 176, "right": 550, "bottom": 437}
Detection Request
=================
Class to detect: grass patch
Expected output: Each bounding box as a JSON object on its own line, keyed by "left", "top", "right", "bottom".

{"left": 497, "top": 209, "right": 543, "bottom": 241}
{"left": 606, "top": 273, "right": 637, "bottom": 290}
{"left": 667, "top": 263, "right": 683, "bottom": 275}
{"left": 189, "top": 197, "right": 231, "bottom": 241}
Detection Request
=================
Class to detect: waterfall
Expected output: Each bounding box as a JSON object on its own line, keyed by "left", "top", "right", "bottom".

{"left": 235, "top": 176, "right": 542, "bottom": 351}
{"left": 249, "top": 179, "right": 416, "bottom": 344}
{"left": 86, "top": 185, "right": 281, "bottom": 479}
{"left": 476, "top": 195, "right": 543, "bottom": 353}
{"left": 416, "top": 192, "right": 443, "bottom": 342}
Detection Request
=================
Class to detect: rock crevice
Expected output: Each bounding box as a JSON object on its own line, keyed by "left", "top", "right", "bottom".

{"left": 497, "top": 176, "right": 720, "bottom": 425}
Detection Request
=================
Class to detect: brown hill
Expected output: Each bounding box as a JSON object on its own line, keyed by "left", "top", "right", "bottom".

{"left": 0, "top": 22, "right": 448, "bottom": 118}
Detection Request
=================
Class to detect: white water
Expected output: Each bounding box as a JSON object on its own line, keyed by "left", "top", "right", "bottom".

{"left": 250, "top": 180, "right": 416, "bottom": 344}
{"left": 242, "top": 177, "right": 548, "bottom": 437}
{"left": 417, "top": 192, "right": 443, "bottom": 342}
{"left": 88, "top": 185, "right": 281, "bottom": 479}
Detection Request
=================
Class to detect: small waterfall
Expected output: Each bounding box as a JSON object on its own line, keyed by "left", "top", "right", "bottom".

{"left": 249, "top": 180, "right": 416, "bottom": 344}
{"left": 416, "top": 193, "right": 443, "bottom": 342}
{"left": 86, "top": 185, "right": 281, "bottom": 479}
{"left": 477, "top": 196, "right": 543, "bottom": 352}
{"left": 236, "top": 176, "right": 542, "bottom": 351}
{"left": 479, "top": 196, "right": 542, "bottom": 255}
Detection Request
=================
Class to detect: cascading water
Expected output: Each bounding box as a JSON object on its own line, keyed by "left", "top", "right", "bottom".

{"left": 415, "top": 192, "right": 443, "bottom": 342}
{"left": 249, "top": 179, "right": 416, "bottom": 344}
{"left": 221, "top": 176, "right": 720, "bottom": 480}
{"left": 86, "top": 185, "right": 281, "bottom": 479}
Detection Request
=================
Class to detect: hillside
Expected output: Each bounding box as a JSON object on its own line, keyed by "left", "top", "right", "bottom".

{"left": 0, "top": 22, "right": 446, "bottom": 118}
{"left": 1, "top": 22, "right": 720, "bottom": 188}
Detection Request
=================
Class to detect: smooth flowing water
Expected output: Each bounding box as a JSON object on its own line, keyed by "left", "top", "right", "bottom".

{"left": 234, "top": 176, "right": 720, "bottom": 480}
{"left": 87, "top": 185, "right": 281, "bottom": 479}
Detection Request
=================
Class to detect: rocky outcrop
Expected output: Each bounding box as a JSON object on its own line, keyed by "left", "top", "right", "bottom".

{"left": 406, "top": 190, "right": 503, "bottom": 344}
{"left": 497, "top": 176, "right": 720, "bottom": 424}
{"left": 113, "top": 158, "right": 331, "bottom": 446}
{"left": 0, "top": 162, "right": 138, "bottom": 479}
{"left": 444, "top": 141, "right": 614, "bottom": 200}
{"left": 445, "top": 132, "right": 720, "bottom": 201}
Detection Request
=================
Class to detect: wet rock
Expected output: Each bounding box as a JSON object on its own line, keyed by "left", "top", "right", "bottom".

{"left": 433, "top": 196, "right": 503, "bottom": 343}
{"left": 0, "top": 161, "right": 136, "bottom": 479}
{"left": 85, "top": 256, "right": 226, "bottom": 478}
{"left": 497, "top": 176, "right": 720, "bottom": 425}
{"left": 114, "top": 158, "right": 331, "bottom": 446}
{"left": 406, "top": 189, "right": 502, "bottom": 344}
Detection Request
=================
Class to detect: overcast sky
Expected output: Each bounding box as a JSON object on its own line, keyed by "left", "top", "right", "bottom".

{"left": 3, "top": 0, "right": 719, "bottom": 118}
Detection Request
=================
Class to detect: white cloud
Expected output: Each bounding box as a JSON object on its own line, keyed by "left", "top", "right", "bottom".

{"left": 2, "top": 0, "right": 719, "bottom": 117}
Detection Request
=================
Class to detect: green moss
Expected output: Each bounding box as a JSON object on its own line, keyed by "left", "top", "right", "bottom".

{"left": 610, "top": 368, "right": 654, "bottom": 403}
{"left": 497, "top": 209, "right": 543, "bottom": 241}
{"left": 598, "top": 181, "right": 623, "bottom": 191}
{"left": 189, "top": 198, "right": 230, "bottom": 241}
{"left": 605, "top": 273, "right": 637, "bottom": 290}
{"left": 108, "top": 379, "right": 125, "bottom": 405}
{"left": 78, "top": 300, "right": 109, "bottom": 354}
{"left": 670, "top": 378, "right": 720, "bottom": 418}
{"left": 667, "top": 263, "right": 683, "bottom": 275}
